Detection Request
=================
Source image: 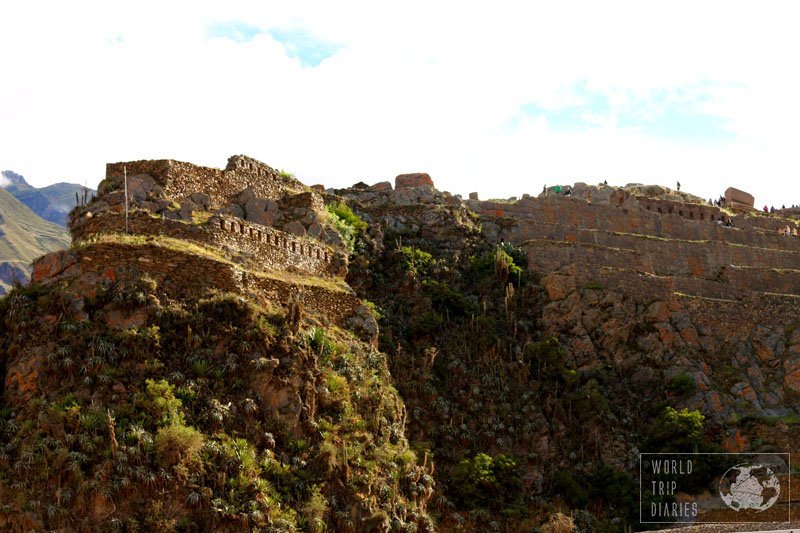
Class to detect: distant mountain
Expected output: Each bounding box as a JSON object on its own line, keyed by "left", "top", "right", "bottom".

{"left": 1, "top": 170, "right": 94, "bottom": 226}
{"left": 0, "top": 187, "right": 70, "bottom": 294}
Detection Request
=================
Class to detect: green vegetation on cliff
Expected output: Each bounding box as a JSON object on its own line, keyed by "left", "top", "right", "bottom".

{"left": 0, "top": 277, "right": 433, "bottom": 531}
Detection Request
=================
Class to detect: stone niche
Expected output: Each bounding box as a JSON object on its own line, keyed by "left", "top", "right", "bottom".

{"left": 725, "top": 187, "right": 755, "bottom": 211}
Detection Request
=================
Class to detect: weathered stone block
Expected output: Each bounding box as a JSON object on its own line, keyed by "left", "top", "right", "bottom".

{"left": 395, "top": 173, "right": 433, "bottom": 189}
{"left": 372, "top": 181, "right": 392, "bottom": 192}
{"left": 725, "top": 187, "right": 754, "bottom": 210}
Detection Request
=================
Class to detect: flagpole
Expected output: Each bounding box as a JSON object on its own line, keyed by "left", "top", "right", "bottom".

{"left": 124, "top": 166, "right": 129, "bottom": 234}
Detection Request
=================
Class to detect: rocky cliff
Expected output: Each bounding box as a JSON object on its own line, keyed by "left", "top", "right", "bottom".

{"left": 2, "top": 156, "right": 800, "bottom": 531}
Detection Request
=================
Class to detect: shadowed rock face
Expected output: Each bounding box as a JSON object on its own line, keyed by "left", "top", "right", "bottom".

{"left": 725, "top": 186, "right": 755, "bottom": 209}
{"left": 395, "top": 173, "right": 434, "bottom": 189}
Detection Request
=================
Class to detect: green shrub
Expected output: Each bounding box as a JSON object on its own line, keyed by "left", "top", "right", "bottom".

{"left": 396, "top": 246, "right": 434, "bottom": 278}
{"left": 198, "top": 293, "right": 254, "bottom": 324}
{"left": 552, "top": 471, "right": 588, "bottom": 508}
{"left": 667, "top": 373, "right": 696, "bottom": 396}
{"left": 410, "top": 310, "right": 444, "bottom": 336}
{"left": 137, "top": 379, "right": 185, "bottom": 426}
{"left": 524, "top": 337, "right": 572, "bottom": 383}
{"left": 155, "top": 423, "right": 204, "bottom": 467}
{"left": 308, "top": 327, "right": 335, "bottom": 359}
{"left": 587, "top": 465, "right": 638, "bottom": 525}
{"left": 327, "top": 201, "right": 366, "bottom": 232}
{"left": 326, "top": 201, "right": 367, "bottom": 253}
{"left": 646, "top": 407, "right": 704, "bottom": 452}
{"left": 471, "top": 244, "right": 525, "bottom": 284}
{"left": 422, "top": 279, "right": 475, "bottom": 317}
{"left": 451, "top": 453, "right": 522, "bottom": 509}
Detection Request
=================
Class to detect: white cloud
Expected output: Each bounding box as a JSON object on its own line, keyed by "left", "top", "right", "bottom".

{"left": 1, "top": 1, "right": 800, "bottom": 209}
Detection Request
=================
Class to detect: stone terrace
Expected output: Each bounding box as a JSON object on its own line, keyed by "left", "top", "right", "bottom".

{"left": 32, "top": 242, "right": 363, "bottom": 329}
{"left": 469, "top": 191, "right": 800, "bottom": 300}
{"left": 72, "top": 210, "right": 341, "bottom": 278}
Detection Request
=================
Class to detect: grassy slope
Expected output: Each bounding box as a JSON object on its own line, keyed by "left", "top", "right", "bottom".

{"left": 39, "top": 182, "right": 93, "bottom": 213}
{"left": 3, "top": 173, "right": 91, "bottom": 226}
{"left": 0, "top": 187, "right": 70, "bottom": 265}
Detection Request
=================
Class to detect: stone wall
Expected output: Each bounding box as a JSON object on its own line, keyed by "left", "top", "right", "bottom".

{"left": 71, "top": 211, "right": 339, "bottom": 277}
{"left": 524, "top": 237, "right": 800, "bottom": 296}
{"left": 635, "top": 196, "right": 722, "bottom": 223}
{"left": 106, "top": 155, "right": 306, "bottom": 208}
{"left": 475, "top": 195, "right": 800, "bottom": 251}
{"left": 525, "top": 240, "right": 654, "bottom": 275}
{"left": 32, "top": 243, "right": 361, "bottom": 327}
{"left": 543, "top": 262, "right": 800, "bottom": 315}
{"left": 680, "top": 291, "right": 800, "bottom": 343}
{"left": 518, "top": 223, "right": 800, "bottom": 276}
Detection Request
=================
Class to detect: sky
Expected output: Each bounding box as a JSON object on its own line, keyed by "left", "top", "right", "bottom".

{"left": 1, "top": 1, "right": 799, "bottom": 208}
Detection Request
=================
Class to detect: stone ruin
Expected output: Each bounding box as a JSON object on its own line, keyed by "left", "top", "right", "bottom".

{"left": 725, "top": 187, "right": 755, "bottom": 211}
{"left": 72, "top": 155, "right": 349, "bottom": 278}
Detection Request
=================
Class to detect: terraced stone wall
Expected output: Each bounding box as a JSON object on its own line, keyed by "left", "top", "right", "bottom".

{"left": 32, "top": 243, "right": 360, "bottom": 326}
{"left": 71, "top": 211, "right": 339, "bottom": 277}
{"left": 106, "top": 155, "right": 306, "bottom": 208}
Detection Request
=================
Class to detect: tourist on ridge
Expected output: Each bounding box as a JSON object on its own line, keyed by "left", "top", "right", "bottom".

{"left": 793, "top": 227, "right": 798, "bottom": 237}
{"left": 764, "top": 205, "right": 769, "bottom": 213}
{"left": 677, "top": 181, "right": 681, "bottom": 191}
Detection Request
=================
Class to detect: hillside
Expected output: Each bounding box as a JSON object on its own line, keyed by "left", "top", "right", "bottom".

{"left": 0, "top": 188, "right": 70, "bottom": 294}
{"left": 1, "top": 155, "right": 800, "bottom": 531}
{"left": 1, "top": 170, "right": 93, "bottom": 226}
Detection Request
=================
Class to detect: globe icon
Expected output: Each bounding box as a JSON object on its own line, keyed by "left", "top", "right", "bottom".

{"left": 718, "top": 463, "right": 781, "bottom": 512}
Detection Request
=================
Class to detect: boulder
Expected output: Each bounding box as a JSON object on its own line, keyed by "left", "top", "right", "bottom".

{"left": 372, "top": 181, "right": 392, "bottom": 192}
{"left": 189, "top": 193, "right": 210, "bottom": 210}
{"left": 244, "top": 198, "right": 268, "bottom": 222}
{"left": 178, "top": 201, "right": 194, "bottom": 220}
{"left": 32, "top": 251, "right": 77, "bottom": 283}
{"left": 284, "top": 221, "right": 306, "bottom": 237}
{"left": 307, "top": 222, "right": 324, "bottom": 238}
{"left": 233, "top": 188, "right": 257, "bottom": 205}
{"left": 395, "top": 173, "right": 433, "bottom": 189}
